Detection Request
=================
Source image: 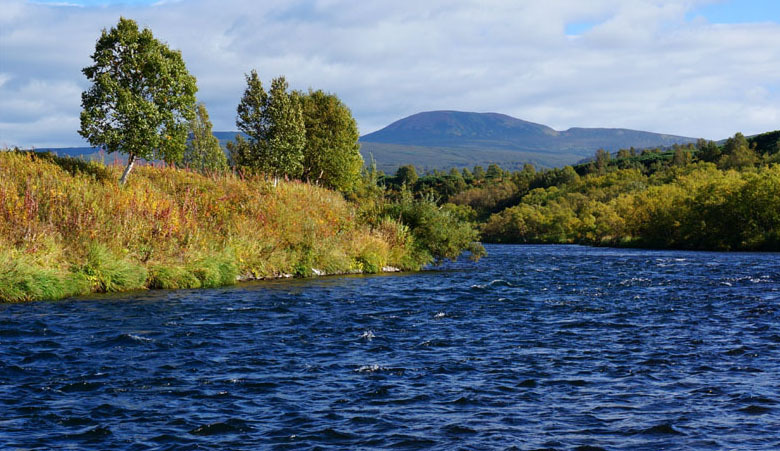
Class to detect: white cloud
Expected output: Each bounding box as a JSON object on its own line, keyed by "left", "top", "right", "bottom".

{"left": 1, "top": 0, "right": 779, "bottom": 148}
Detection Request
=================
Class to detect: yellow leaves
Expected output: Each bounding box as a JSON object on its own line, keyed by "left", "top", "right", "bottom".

{"left": 1, "top": 150, "right": 422, "bottom": 287}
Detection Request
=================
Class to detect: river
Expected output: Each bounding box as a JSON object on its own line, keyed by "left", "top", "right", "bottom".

{"left": 1, "top": 244, "right": 778, "bottom": 450}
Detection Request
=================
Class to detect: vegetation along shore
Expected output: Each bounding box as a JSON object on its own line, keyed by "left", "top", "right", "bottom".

{"left": 0, "top": 151, "right": 483, "bottom": 302}
{"left": 384, "top": 130, "right": 780, "bottom": 251}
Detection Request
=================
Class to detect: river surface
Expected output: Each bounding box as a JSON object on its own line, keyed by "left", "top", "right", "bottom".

{"left": 1, "top": 244, "right": 779, "bottom": 450}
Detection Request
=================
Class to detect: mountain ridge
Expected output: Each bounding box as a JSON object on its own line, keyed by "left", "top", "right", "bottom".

{"left": 359, "top": 110, "right": 699, "bottom": 170}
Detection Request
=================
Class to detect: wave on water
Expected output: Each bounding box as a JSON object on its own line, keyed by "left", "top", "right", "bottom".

{"left": 470, "top": 279, "right": 516, "bottom": 289}
{"left": 190, "top": 419, "right": 254, "bottom": 435}
{"left": 123, "top": 333, "right": 153, "bottom": 342}
{"left": 2, "top": 244, "right": 779, "bottom": 449}
{"left": 353, "top": 365, "right": 406, "bottom": 376}
{"left": 633, "top": 423, "right": 685, "bottom": 436}
{"left": 97, "top": 333, "right": 155, "bottom": 348}
{"left": 355, "top": 364, "right": 383, "bottom": 373}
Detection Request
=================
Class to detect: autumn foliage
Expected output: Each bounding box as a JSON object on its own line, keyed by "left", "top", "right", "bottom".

{"left": 0, "top": 151, "right": 424, "bottom": 301}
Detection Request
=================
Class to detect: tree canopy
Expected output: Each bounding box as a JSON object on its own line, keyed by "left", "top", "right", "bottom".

{"left": 180, "top": 103, "right": 227, "bottom": 172}
{"left": 265, "top": 77, "right": 306, "bottom": 180}
{"left": 299, "top": 89, "right": 363, "bottom": 191}
{"left": 227, "top": 70, "right": 267, "bottom": 173}
{"left": 228, "top": 71, "right": 305, "bottom": 181}
{"left": 395, "top": 165, "right": 419, "bottom": 186}
{"left": 79, "top": 17, "right": 197, "bottom": 184}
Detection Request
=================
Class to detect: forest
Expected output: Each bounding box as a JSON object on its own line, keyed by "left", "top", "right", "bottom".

{"left": 383, "top": 130, "right": 780, "bottom": 251}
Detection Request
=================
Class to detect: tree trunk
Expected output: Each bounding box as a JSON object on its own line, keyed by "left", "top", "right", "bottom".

{"left": 119, "top": 154, "right": 137, "bottom": 186}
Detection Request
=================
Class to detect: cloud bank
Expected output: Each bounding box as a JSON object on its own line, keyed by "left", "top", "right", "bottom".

{"left": 1, "top": 0, "right": 779, "bottom": 147}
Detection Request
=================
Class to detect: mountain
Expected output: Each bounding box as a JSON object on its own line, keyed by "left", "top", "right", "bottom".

{"left": 212, "top": 131, "right": 247, "bottom": 148}
{"left": 362, "top": 112, "right": 559, "bottom": 149}
{"left": 359, "top": 111, "right": 699, "bottom": 171}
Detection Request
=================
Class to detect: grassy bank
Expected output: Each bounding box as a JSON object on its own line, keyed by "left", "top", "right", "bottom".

{"left": 0, "top": 151, "right": 479, "bottom": 302}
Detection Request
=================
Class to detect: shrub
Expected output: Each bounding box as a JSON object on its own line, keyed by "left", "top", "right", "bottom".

{"left": 188, "top": 255, "right": 238, "bottom": 287}
{"left": 383, "top": 194, "right": 484, "bottom": 264}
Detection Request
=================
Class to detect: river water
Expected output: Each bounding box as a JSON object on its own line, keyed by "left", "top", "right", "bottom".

{"left": 1, "top": 244, "right": 778, "bottom": 450}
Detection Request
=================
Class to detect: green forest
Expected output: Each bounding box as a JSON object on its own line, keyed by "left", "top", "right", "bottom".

{"left": 384, "top": 130, "right": 780, "bottom": 251}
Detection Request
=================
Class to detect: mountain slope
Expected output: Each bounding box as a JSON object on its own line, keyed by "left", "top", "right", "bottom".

{"left": 360, "top": 111, "right": 699, "bottom": 171}
{"left": 362, "top": 111, "right": 559, "bottom": 149}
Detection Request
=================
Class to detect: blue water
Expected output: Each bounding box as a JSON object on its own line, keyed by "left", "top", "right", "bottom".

{"left": 1, "top": 245, "right": 779, "bottom": 450}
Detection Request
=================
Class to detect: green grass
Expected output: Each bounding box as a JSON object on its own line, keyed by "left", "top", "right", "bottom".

{"left": 76, "top": 243, "right": 148, "bottom": 293}
{"left": 0, "top": 252, "right": 88, "bottom": 302}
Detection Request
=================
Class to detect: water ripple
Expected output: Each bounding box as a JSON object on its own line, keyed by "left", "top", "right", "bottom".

{"left": 1, "top": 245, "right": 778, "bottom": 449}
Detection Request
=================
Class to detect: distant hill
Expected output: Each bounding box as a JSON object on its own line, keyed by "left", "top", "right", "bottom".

{"left": 35, "top": 133, "right": 248, "bottom": 164}
{"left": 747, "top": 130, "right": 780, "bottom": 155}
{"left": 34, "top": 146, "right": 111, "bottom": 161}
{"left": 359, "top": 111, "right": 700, "bottom": 172}
{"left": 212, "top": 131, "right": 246, "bottom": 148}
{"left": 359, "top": 142, "right": 584, "bottom": 172}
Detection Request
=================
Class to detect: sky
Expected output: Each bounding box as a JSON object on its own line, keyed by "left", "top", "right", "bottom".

{"left": 1, "top": 0, "right": 779, "bottom": 148}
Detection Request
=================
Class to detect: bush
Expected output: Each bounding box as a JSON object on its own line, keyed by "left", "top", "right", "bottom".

{"left": 383, "top": 193, "right": 484, "bottom": 264}
{"left": 188, "top": 255, "right": 238, "bottom": 287}
{"left": 355, "top": 235, "right": 390, "bottom": 273}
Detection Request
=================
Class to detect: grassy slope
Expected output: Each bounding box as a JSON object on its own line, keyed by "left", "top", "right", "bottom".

{"left": 0, "top": 151, "right": 421, "bottom": 302}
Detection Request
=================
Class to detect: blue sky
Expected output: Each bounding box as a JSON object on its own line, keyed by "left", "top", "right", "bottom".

{"left": 566, "top": 1, "right": 779, "bottom": 35}
{"left": 3, "top": 0, "right": 780, "bottom": 147}
{"left": 38, "top": 0, "right": 780, "bottom": 26}
{"left": 33, "top": 0, "right": 158, "bottom": 5}
{"left": 35, "top": 0, "right": 780, "bottom": 22}
{"left": 687, "top": 0, "right": 780, "bottom": 23}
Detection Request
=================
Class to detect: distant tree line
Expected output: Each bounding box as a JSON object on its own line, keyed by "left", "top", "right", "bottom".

{"left": 380, "top": 130, "right": 780, "bottom": 251}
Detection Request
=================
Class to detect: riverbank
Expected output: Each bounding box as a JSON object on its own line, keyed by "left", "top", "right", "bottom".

{"left": 0, "top": 151, "right": 480, "bottom": 302}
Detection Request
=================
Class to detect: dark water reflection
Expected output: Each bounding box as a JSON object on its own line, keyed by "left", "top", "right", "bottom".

{"left": 1, "top": 245, "right": 779, "bottom": 450}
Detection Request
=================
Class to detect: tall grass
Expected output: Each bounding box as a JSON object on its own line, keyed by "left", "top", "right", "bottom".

{"left": 0, "top": 150, "right": 420, "bottom": 301}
